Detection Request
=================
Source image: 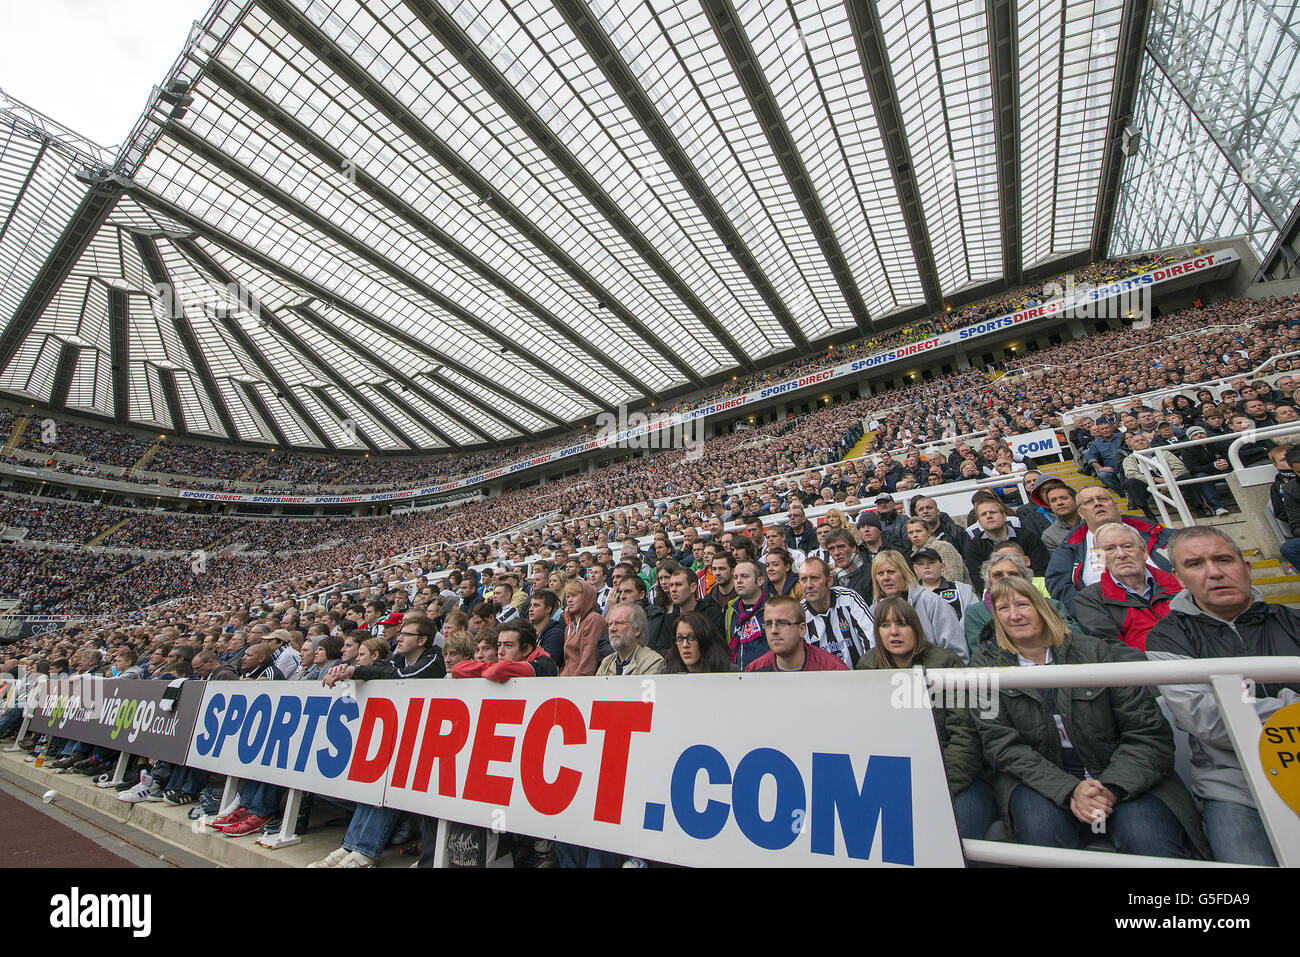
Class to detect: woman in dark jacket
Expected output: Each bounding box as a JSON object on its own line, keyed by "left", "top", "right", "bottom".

{"left": 856, "top": 597, "right": 995, "bottom": 840}
{"left": 972, "top": 576, "right": 1207, "bottom": 858}
{"left": 762, "top": 548, "right": 801, "bottom": 599}
{"left": 662, "top": 611, "right": 739, "bottom": 673}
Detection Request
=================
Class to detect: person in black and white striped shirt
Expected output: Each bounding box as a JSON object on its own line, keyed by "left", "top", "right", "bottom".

{"left": 493, "top": 581, "right": 521, "bottom": 625}
{"left": 797, "top": 557, "right": 875, "bottom": 668}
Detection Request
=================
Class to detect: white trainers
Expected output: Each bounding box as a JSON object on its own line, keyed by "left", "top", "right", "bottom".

{"left": 142, "top": 782, "right": 166, "bottom": 802}
{"left": 335, "top": 850, "right": 376, "bottom": 869}
{"left": 307, "top": 846, "right": 351, "bottom": 868}
{"left": 118, "top": 777, "right": 155, "bottom": 803}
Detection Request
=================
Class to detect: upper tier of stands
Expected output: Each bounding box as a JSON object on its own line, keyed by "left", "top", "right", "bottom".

{"left": 0, "top": 252, "right": 1178, "bottom": 495}
{"left": 1, "top": 290, "right": 1296, "bottom": 621}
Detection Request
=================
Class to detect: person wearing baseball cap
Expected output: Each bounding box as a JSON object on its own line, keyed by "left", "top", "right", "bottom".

{"left": 380, "top": 612, "right": 404, "bottom": 650}
{"left": 1030, "top": 477, "right": 1082, "bottom": 552}
{"left": 910, "top": 547, "right": 977, "bottom": 621}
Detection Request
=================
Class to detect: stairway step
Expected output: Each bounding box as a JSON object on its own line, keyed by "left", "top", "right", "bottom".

{"left": 1252, "top": 574, "right": 1300, "bottom": 586}
{"left": 1266, "top": 594, "right": 1300, "bottom": 604}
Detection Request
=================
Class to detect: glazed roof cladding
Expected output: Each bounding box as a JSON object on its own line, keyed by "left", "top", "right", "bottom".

{"left": 2, "top": 0, "right": 1289, "bottom": 452}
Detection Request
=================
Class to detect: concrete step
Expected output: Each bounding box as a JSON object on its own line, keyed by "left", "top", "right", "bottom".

{"left": 0, "top": 749, "right": 411, "bottom": 869}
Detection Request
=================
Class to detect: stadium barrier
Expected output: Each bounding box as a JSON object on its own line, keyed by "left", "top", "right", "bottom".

{"left": 7, "top": 657, "right": 1296, "bottom": 866}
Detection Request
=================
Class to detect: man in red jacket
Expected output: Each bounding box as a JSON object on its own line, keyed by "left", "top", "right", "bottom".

{"left": 451, "top": 621, "right": 557, "bottom": 680}
{"left": 746, "top": 595, "right": 848, "bottom": 672}
{"left": 1071, "top": 523, "right": 1183, "bottom": 650}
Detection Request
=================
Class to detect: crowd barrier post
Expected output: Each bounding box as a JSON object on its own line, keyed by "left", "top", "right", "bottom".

{"left": 3, "top": 714, "right": 31, "bottom": 752}
{"left": 257, "top": 788, "right": 304, "bottom": 849}
{"left": 99, "top": 750, "right": 131, "bottom": 789}
{"left": 929, "top": 657, "right": 1300, "bottom": 868}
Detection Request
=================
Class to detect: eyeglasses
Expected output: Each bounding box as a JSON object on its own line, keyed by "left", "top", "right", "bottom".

{"left": 765, "top": 619, "right": 802, "bottom": 630}
{"left": 675, "top": 635, "right": 698, "bottom": 645}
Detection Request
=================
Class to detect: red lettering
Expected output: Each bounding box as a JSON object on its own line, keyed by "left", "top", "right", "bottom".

{"left": 462, "top": 698, "right": 525, "bottom": 806}
{"left": 389, "top": 697, "right": 426, "bottom": 790}
{"left": 1170, "top": 263, "right": 1184, "bottom": 277}
{"left": 589, "top": 700, "right": 654, "bottom": 825}
{"left": 519, "top": 698, "right": 586, "bottom": 815}
{"left": 410, "top": 698, "right": 471, "bottom": 795}
{"left": 347, "top": 698, "right": 399, "bottom": 784}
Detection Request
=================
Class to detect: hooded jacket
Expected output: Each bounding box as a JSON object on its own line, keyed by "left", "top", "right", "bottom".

{"left": 973, "top": 633, "right": 1209, "bottom": 858}
{"left": 1072, "top": 565, "right": 1183, "bottom": 651}
{"left": 453, "top": 645, "right": 557, "bottom": 682}
{"left": 1029, "top": 481, "right": 1081, "bottom": 553}
{"left": 560, "top": 580, "right": 606, "bottom": 677}
{"left": 1045, "top": 516, "right": 1172, "bottom": 614}
{"left": 1145, "top": 588, "right": 1300, "bottom": 806}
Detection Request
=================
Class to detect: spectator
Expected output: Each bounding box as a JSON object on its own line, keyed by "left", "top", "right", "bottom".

{"left": 868, "top": 549, "right": 968, "bottom": 662}
{"left": 1072, "top": 523, "right": 1184, "bottom": 650}
{"left": 662, "top": 610, "right": 739, "bottom": 674}
{"left": 973, "top": 576, "right": 1207, "bottom": 858}
{"left": 748, "top": 594, "right": 849, "bottom": 672}
{"left": 857, "top": 596, "right": 994, "bottom": 839}
{"left": 1145, "top": 526, "right": 1300, "bottom": 866}
{"left": 798, "top": 557, "right": 874, "bottom": 668}
{"left": 595, "top": 603, "right": 664, "bottom": 676}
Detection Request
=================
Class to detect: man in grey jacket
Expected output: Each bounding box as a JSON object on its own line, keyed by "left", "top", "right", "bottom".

{"left": 1146, "top": 526, "right": 1300, "bottom": 866}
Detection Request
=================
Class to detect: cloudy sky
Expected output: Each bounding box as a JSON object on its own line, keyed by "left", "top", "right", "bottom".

{"left": 0, "top": 0, "right": 212, "bottom": 148}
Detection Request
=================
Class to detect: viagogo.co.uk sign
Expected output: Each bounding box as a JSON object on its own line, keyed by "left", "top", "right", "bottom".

{"left": 184, "top": 672, "right": 963, "bottom": 867}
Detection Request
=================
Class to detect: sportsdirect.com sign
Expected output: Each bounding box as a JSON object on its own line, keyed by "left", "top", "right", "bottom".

{"left": 167, "top": 249, "right": 1235, "bottom": 506}
{"left": 184, "top": 673, "right": 963, "bottom": 867}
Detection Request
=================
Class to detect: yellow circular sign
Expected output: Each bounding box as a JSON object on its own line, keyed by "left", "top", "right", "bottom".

{"left": 1259, "top": 701, "right": 1300, "bottom": 819}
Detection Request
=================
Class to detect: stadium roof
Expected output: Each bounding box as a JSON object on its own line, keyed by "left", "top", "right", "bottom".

{"left": 1, "top": 0, "right": 1294, "bottom": 452}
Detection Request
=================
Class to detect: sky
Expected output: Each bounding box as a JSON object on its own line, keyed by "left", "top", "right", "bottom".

{"left": 0, "top": 0, "right": 213, "bottom": 149}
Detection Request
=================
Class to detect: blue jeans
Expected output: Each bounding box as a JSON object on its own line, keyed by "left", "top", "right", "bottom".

{"left": 1201, "top": 798, "right": 1278, "bottom": 866}
{"left": 344, "top": 804, "right": 401, "bottom": 859}
{"left": 1186, "top": 472, "right": 1228, "bottom": 511}
{"left": 1281, "top": 538, "right": 1300, "bottom": 573}
{"left": 241, "top": 781, "right": 282, "bottom": 819}
{"left": 553, "top": 842, "right": 623, "bottom": 867}
{"left": 952, "top": 780, "right": 998, "bottom": 840}
{"left": 1008, "top": 784, "right": 1187, "bottom": 858}
{"left": 0, "top": 709, "right": 23, "bottom": 734}
{"left": 1093, "top": 467, "right": 1123, "bottom": 495}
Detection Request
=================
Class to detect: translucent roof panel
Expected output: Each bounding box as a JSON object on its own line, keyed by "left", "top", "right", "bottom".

{"left": 1111, "top": 0, "right": 1299, "bottom": 260}
{"left": 733, "top": 0, "right": 925, "bottom": 314}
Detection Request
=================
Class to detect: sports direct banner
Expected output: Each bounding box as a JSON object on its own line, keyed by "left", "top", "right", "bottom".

{"left": 1008, "top": 428, "right": 1062, "bottom": 459}
{"left": 166, "top": 249, "right": 1236, "bottom": 507}
{"left": 23, "top": 677, "right": 204, "bottom": 764}
{"left": 185, "top": 673, "right": 964, "bottom": 867}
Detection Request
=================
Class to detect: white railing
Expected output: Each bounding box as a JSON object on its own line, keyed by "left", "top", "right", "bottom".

{"left": 930, "top": 656, "right": 1300, "bottom": 867}
{"left": 1130, "top": 420, "right": 1300, "bottom": 527}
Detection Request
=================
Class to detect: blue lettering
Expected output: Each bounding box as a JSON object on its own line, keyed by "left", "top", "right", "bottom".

{"left": 810, "top": 753, "right": 913, "bottom": 864}
{"left": 261, "top": 695, "right": 302, "bottom": 769}
{"left": 211, "top": 693, "right": 246, "bottom": 758}
{"left": 731, "top": 748, "right": 805, "bottom": 851}
{"left": 195, "top": 693, "right": 224, "bottom": 757}
{"left": 294, "top": 696, "right": 332, "bottom": 772}
{"left": 318, "top": 696, "right": 358, "bottom": 778}
{"left": 237, "top": 694, "right": 273, "bottom": 764}
{"left": 670, "top": 745, "right": 731, "bottom": 840}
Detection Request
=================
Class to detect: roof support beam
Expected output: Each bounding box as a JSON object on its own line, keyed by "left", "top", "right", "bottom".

{"left": 250, "top": 308, "right": 424, "bottom": 453}
{"left": 396, "top": 0, "right": 756, "bottom": 372}
{"left": 844, "top": 0, "right": 945, "bottom": 314}
{"left": 237, "top": 381, "right": 290, "bottom": 449}
{"left": 49, "top": 342, "right": 79, "bottom": 412}
{"left": 295, "top": 304, "right": 499, "bottom": 449}
{"left": 126, "top": 184, "right": 560, "bottom": 433}
{"left": 696, "top": 0, "right": 871, "bottom": 335}
{"left": 552, "top": 0, "right": 817, "bottom": 349}
{"left": 107, "top": 287, "right": 130, "bottom": 424}
{"left": 162, "top": 122, "right": 615, "bottom": 416}
{"left": 1091, "top": 0, "right": 1153, "bottom": 260}
{"left": 133, "top": 234, "right": 244, "bottom": 443}
{"left": 204, "top": 59, "right": 680, "bottom": 397}
{"left": 252, "top": 1, "right": 708, "bottom": 391}
{"left": 986, "top": 0, "right": 1023, "bottom": 287}
{"left": 174, "top": 238, "right": 337, "bottom": 450}
{"left": 159, "top": 367, "right": 187, "bottom": 434}
{"left": 0, "top": 186, "right": 119, "bottom": 370}
{"left": 306, "top": 385, "right": 381, "bottom": 455}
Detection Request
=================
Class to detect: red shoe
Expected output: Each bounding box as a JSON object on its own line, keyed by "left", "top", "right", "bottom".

{"left": 222, "top": 813, "right": 268, "bottom": 838}
{"left": 209, "top": 806, "right": 249, "bottom": 829}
